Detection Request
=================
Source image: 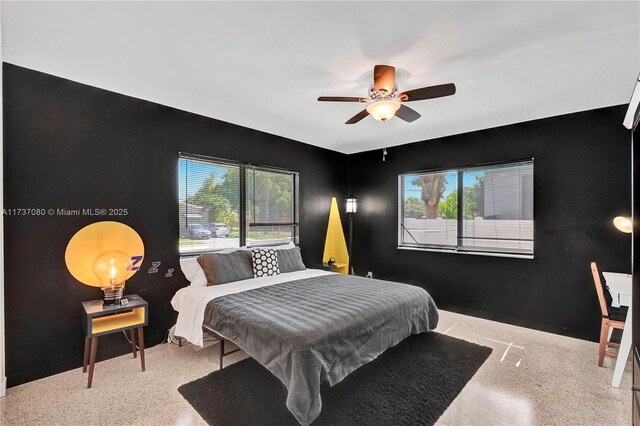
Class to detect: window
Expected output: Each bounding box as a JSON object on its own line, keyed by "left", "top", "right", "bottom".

{"left": 399, "top": 160, "right": 533, "bottom": 257}
{"left": 179, "top": 153, "right": 298, "bottom": 255}
{"left": 246, "top": 167, "right": 299, "bottom": 247}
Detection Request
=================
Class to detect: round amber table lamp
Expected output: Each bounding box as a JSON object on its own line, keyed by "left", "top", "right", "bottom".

{"left": 65, "top": 221, "right": 144, "bottom": 304}
{"left": 92, "top": 249, "right": 133, "bottom": 304}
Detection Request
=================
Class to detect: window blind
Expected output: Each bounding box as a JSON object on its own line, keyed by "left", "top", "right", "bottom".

{"left": 460, "top": 161, "right": 533, "bottom": 255}
{"left": 179, "top": 155, "right": 241, "bottom": 254}
{"left": 399, "top": 159, "right": 534, "bottom": 257}
{"left": 245, "top": 167, "right": 298, "bottom": 247}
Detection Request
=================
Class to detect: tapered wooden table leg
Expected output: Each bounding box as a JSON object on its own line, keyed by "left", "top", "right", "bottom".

{"left": 137, "top": 327, "right": 145, "bottom": 372}
{"left": 87, "top": 336, "right": 99, "bottom": 388}
{"left": 130, "top": 328, "right": 137, "bottom": 358}
{"left": 83, "top": 336, "right": 90, "bottom": 373}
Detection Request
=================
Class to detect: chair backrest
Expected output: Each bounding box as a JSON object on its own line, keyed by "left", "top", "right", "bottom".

{"left": 591, "top": 262, "right": 609, "bottom": 317}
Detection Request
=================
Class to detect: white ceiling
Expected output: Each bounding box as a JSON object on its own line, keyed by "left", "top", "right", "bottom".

{"left": 2, "top": 1, "right": 639, "bottom": 154}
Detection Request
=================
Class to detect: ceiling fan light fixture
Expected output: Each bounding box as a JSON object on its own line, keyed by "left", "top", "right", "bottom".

{"left": 317, "top": 64, "right": 455, "bottom": 124}
{"left": 366, "top": 99, "right": 401, "bottom": 121}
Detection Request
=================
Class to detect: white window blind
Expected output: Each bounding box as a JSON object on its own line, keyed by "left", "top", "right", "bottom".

{"left": 460, "top": 161, "right": 533, "bottom": 255}
{"left": 245, "top": 167, "right": 298, "bottom": 247}
{"left": 178, "top": 154, "right": 299, "bottom": 255}
{"left": 399, "top": 159, "right": 534, "bottom": 257}
{"left": 179, "top": 155, "right": 241, "bottom": 254}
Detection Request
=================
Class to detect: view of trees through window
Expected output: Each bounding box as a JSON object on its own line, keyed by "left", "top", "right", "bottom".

{"left": 179, "top": 155, "right": 297, "bottom": 254}
{"left": 246, "top": 168, "right": 296, "bottom": 247}
{"left": 400, "top": 160, "right": 533, "bottom": 256}
{"left": 403, "top": 174, "right": 484, "bottom": 220}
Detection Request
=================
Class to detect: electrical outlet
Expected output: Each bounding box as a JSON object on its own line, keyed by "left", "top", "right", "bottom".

{"left": 366, "top": 272, "right": 373, "bottom": 279}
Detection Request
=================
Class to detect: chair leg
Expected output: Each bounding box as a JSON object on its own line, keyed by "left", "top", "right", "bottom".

{"left": 598, "top": 319, "right": 609, "bottom": 367}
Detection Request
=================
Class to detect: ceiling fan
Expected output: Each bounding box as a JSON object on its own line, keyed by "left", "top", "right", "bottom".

{"left": 318, "top": 65, "right": 456, "bottom": 124}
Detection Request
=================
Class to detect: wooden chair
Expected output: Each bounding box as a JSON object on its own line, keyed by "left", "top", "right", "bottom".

{"left": 591, "top": 262, "right": 627, "bottom": 367}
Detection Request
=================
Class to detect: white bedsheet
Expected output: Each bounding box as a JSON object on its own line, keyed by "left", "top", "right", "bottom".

{"left": 171, "top": 269, "right": 334, "bottom": 347}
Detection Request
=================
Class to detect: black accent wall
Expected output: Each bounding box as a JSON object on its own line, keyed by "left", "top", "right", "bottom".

{"left": 3, "top": 63, "right": 348, "bottom": 386}
{"left": 348, "top": 105, "right": 631, "bottom": 339}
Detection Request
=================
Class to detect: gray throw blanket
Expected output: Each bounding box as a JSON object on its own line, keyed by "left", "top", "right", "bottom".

{"left": 203, "top": 273, "right": 439, "bottom": 425}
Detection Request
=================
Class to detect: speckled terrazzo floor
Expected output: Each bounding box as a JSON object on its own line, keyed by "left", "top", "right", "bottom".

{"left": 0, "top": 310, "right": 631, "bottom": 425}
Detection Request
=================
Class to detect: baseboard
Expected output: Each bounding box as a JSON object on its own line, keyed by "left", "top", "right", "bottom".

{"left": 6, "top": 333, "right": 166, "bottom": 388}
{"left": 0, "top": 376, "right": 6, "bottom": 397}
{"left": 438, "top": 303, "right": 596, "bottom": 342}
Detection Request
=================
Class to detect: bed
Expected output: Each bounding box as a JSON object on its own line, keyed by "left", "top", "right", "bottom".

{"left": 172, "top": 251, "right": 439, "bottom": 426}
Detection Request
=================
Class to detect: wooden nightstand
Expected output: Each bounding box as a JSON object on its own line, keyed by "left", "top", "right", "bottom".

{"left": 81, "top": 294, "right": 148, "bottom": 388}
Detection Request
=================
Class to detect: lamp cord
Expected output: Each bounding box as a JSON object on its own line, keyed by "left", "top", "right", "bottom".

{"left": 122, "top": 330, "right": 141, "bottom": 351}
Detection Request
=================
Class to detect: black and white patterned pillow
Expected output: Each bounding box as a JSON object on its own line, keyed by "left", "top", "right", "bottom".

{"left": 252, "top": 248, "right": 280, "bottom": 277}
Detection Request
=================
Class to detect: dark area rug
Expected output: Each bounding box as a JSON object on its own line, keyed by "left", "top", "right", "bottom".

{"left": 178, "top": 332, "right": 492, "bottom": 426}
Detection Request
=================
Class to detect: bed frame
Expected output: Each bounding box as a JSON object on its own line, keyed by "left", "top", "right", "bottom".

{"left": 177, "top": 326, "right": 241, "bottom": 369}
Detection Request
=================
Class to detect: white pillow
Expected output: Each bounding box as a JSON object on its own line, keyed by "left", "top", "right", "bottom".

{"left": 220, "top": 246, "right": 250, "bottom": 253}
{"left": 250, "top": 241, "right": 296, "bottom": 250}
{"left": 276, "top": 242, "right": 296, "bottom": 250}
{"left": 179, "top": 257, "right": 207, "bottom": 287}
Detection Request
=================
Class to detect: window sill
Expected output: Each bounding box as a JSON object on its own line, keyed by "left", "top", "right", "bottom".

{"left": 397, "top": 245, "right": 534, "bottom": 260}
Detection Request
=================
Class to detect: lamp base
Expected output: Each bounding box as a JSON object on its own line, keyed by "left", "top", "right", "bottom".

{"left": 102, "top": 287, "right": 124, "bottom": 305}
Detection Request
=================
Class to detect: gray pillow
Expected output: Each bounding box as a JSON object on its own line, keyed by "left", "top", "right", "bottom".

{"left": 277, "top": 247, "right": 306, "bottom": 273}
{"left": 197, "top": 250, "right": 253, "bottom": 285}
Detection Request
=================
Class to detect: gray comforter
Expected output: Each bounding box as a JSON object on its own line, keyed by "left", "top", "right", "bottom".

{"left": 203, "top": 273, "right": 439, "bottom": 425}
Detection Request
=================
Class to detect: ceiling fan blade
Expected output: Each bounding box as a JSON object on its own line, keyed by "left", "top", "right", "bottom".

{"left": 398, "top": 83, "right": 456, "bottom": 102}
{"left": 373, "top": 65, "right": 396, "bottom": 94}
{"left": 345, "top": 109, "right": 370, "bottom": 124}
{"left": 317, "top": 96, "right": 366, "bottom": 102}
{"left": 395, "top": 104, "right": 421, "bottom": 123}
